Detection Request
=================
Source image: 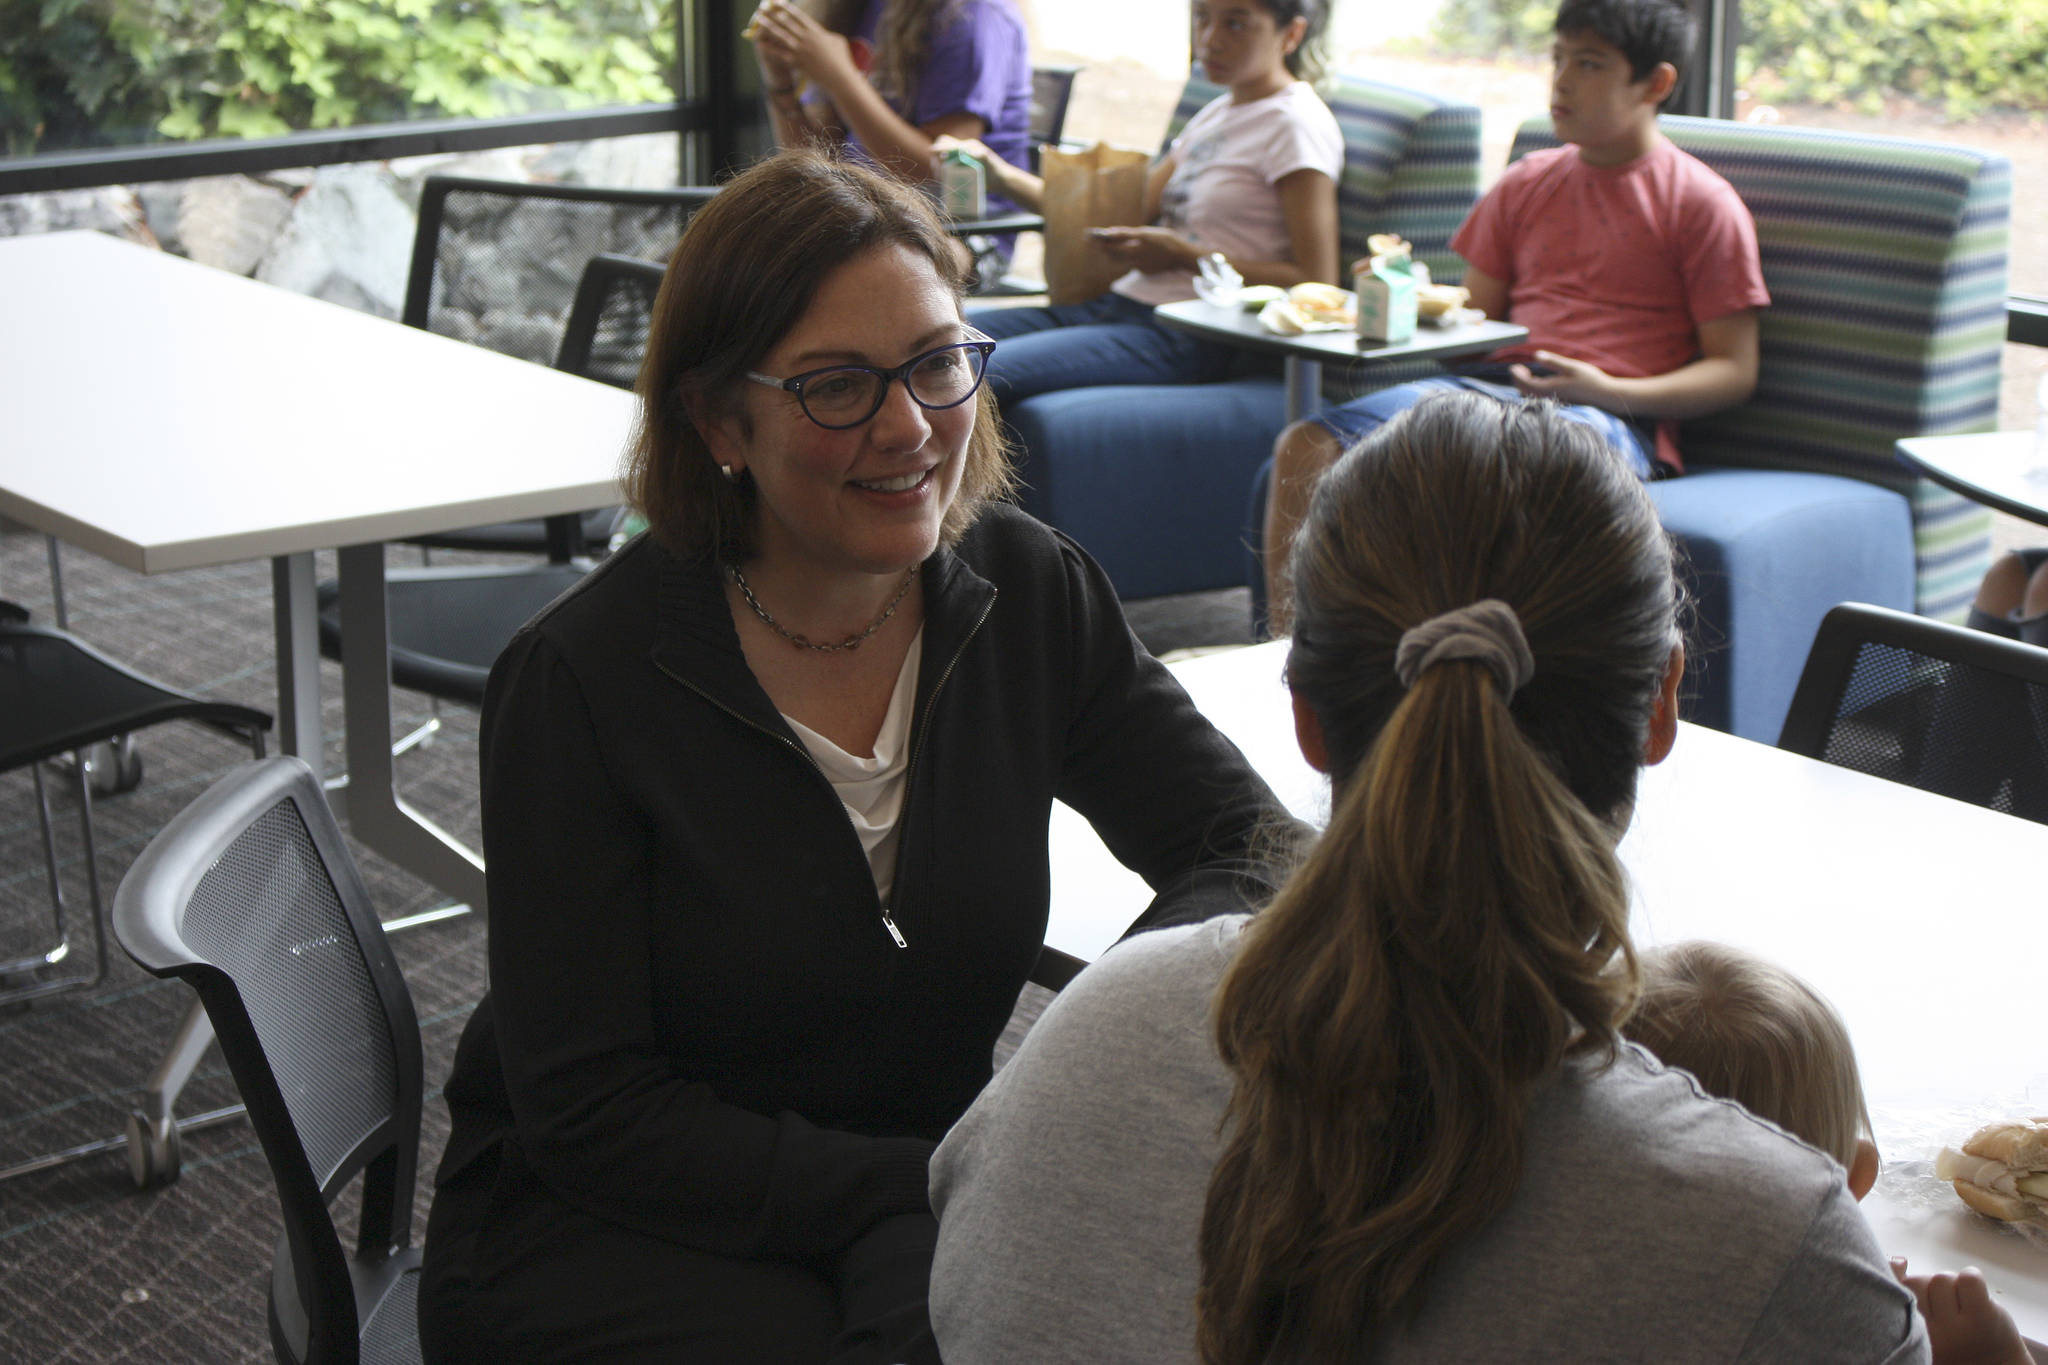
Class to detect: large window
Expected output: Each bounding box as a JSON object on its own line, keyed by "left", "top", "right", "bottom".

{"left": 1025, "top": 0, "right": 2042, "bottom": 431}
{"left": 3, "top": 0, "right": 677, "bottom": 157}
{"left": 1733, "top": 0, "right": 2047, "bottom": 429}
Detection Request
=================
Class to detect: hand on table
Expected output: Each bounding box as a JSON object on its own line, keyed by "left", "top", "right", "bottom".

{"left": 1088, "top": 226, "right": 1200, "bottom": 275}
{"left": 1510, "top": 349, "right": 1617, "bottom": 408}
{"left": 750, "top": 0, "right": 855, "bottom": 91}
{"left": 1890, "top": 1258, "right": 2034, "bottom": 1365}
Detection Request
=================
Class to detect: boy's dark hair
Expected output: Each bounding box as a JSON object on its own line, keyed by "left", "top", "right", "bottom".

{"left": 1554, "top": 0, "right": 1696, "bottom": 106}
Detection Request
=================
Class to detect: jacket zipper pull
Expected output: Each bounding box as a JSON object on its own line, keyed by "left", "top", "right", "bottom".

{"left": 880, "top": 908, "right": 908, "bottom": 949}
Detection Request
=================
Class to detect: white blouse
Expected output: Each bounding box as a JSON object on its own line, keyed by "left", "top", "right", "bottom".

{"left": 782, "top": 628, "right": 924, "bottom": 905}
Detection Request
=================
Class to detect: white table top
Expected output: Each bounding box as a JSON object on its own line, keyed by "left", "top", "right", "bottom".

{"left": 1153, "top": 297, "right": 1528, "bottom": 368}
{"left": 0, "top": 231, "right": 636, "bottom": 573}
{"left": 1896, "top": 431, "right": 2048, "bottom": 530}
{"left": 1050, "top": 640, "right": 2048, "bottom": 1343}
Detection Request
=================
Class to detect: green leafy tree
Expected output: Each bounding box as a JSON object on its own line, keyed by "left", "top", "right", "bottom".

{"left": 1, "top": 0, "right": 676, "bottom": 157}
{"left": 1739, "top": 0, "right": 2048, "bottom": 116}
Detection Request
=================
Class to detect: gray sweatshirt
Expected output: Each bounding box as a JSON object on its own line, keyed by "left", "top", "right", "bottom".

{"left": 930, "top": 915, "right": 1928, "bottom": 1365}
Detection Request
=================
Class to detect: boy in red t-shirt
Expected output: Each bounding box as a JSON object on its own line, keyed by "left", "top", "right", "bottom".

{"left": 1261, "top": 0, "right": 1769, "bottom": 626}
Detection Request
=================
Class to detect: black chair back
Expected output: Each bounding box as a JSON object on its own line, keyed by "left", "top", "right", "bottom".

{"left": 113, "top": 757, "right": 424, "bottom": 1365}
{"left": 555, "top": 251, "right": 669, "bottom": 392}
{"left": 1028, "top": 64, "right": 1081, "bottom": 172}
{"left": 1779, "top": 601, "right": 2048, "bottom": 823}
{"left": 403, "top": 176, "right": 714, "bottom": 364}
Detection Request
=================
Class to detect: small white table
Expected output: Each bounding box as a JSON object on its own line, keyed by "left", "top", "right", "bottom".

{"left": 1896, "top": 431, "right": 2048, "bottom": 529}
{"left": 1050, "top": 640, "right": 2048, "bottom": 1351}
{"left": 1153, "top": 298, "right": 1528, "bottom": 423}
{"left": 0, "top": 231, "right": 636, "bottom": 913}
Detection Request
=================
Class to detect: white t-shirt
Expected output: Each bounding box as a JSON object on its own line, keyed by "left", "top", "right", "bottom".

{"left": 1113, "top": 81, "right": 1343, "bottom": 306}
{"left": 783, "top": 627, "right": 923, "bottom": 905}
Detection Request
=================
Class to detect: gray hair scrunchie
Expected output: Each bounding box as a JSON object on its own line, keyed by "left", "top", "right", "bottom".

{"left": 1394, "top": 599, "right": 1535, "bottom": 696}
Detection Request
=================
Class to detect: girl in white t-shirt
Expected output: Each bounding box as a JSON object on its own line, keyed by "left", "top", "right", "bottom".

{"left": 945, "top": 0, "right": 1342, "bottom": 406}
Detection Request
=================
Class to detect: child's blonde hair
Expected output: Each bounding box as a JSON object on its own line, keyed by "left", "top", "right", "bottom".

{"left": 1623, "top": 941, "right": 1870, "bottom": 1168}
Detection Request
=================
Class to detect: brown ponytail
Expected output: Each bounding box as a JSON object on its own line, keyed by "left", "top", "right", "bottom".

{"left": 1197, "top": 393, "right": 1681, "bottom": 1362}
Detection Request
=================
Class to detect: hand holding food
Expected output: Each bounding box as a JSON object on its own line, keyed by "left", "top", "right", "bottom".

{"left": 746, "top": 1, "right": 852, "bottom": 86}
{"left": 1936, "top": 1117, "right": 2048, "bottom": 1228}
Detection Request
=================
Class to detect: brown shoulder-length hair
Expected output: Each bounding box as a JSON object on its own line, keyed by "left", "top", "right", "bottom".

{"left": 625, "top": 147, "right": 1013, "bottom": 563}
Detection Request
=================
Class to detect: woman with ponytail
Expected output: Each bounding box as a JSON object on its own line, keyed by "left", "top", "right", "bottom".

{"left": 927, "top": 391, "right": 1928, "bottom": 1365}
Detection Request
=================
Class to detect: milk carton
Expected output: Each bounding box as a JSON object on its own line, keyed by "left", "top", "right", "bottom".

{"left": 939, "top": 148, "right": 986, "bottom": 220}
{"left": 1353, "top": 249, "right": 1418, "bottom": 344}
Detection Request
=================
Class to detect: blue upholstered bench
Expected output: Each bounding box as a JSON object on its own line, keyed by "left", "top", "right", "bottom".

{"left": 998, "top": 73, "right": 1483, "bottom": 601}
{"left": 1247, "top": 115, "right": 2011, "bottom": 742}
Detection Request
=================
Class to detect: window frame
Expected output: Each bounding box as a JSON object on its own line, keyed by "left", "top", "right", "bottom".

{"left": 2, "top": 0, "right": 2039, "bottom": 350}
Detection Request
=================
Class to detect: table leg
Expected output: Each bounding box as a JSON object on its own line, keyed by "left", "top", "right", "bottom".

{"left": 1284, "top": 357, "right": 1323, "bottom": 426}
{"left": 270, "top": 553, "right": 322, "bottom": 779}
{"left": 336, "top": 542, "right": 487, "bottom": 913}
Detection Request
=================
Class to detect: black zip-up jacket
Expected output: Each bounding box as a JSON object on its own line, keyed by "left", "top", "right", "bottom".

{"left": 433, "top": 505, "right": 1283, "bottom": 1272}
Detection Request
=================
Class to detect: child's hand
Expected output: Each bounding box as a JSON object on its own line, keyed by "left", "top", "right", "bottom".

{"left": 1510, "top": 349, "right": 1615, "bottom": 407}
{"left": 1890, "top": 1258, "right": 2034, "bottom": 1365}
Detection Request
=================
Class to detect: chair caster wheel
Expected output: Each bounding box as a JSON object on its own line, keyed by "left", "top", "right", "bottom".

{"left": 80, "top": 736, "right": 144, "bottom": 797}
{"left": 125, "top": 1110, "right": 181, "bottom": 1190}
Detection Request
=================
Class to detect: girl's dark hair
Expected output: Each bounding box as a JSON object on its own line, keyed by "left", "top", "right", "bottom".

{"left": 1223, "top": 0, "right": 1332, "bottom": 83}
{"left": 1197, "top": 392, "right": 1681, "bottom": 1363}
{"left": 625, "top": 148, "right": 1013, "bottom": 562}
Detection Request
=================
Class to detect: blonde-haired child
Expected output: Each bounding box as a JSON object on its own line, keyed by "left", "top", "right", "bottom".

{"left": 1626, "top": 941, "right": 2032, "bottom": 1365}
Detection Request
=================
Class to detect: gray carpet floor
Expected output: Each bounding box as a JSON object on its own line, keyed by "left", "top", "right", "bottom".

{"left": 0, "top": 519, "right": 1250, "bottom": 1363}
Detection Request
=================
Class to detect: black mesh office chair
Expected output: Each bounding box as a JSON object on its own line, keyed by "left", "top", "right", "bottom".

{"left": 315, "top": 254, "right": 666, "bottom": 707}
{"left": 114, "top": 756, "right": 425, "bottom": 1365}
{"left": 0, "top": 613, "right": 271, "bottom": 1007}
{"left": 0, "top": 611, "right": 271, "bottom": 1186}
{"left": 401, "top": 176, "right": 713, "bottom": 557}
{"left": 972, "top": 64, "right": 1081, "bottom": 298}
{"left": 1779, "top": 601, "right": 2048, "bottom": 822}
{"left": 1028, "top": 63, "right": 1082, "bottom": 172}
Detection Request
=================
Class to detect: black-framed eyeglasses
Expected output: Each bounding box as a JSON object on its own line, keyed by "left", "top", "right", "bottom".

{"left": 746, "top": 329, "right": 997, "bottom": 430}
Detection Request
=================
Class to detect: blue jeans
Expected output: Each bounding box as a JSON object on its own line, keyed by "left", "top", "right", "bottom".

{"left": 1313, "top": 374, "right": 1656, "bottom": 480}
{"left": 966, "top": 292, "right": 1255, "bottom": 408}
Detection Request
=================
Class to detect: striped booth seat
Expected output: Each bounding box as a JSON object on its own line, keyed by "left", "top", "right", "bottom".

{"left": 1540, "top": 116, "right": 2011, "bottom": 740}
{"left": 999, "top": 72, "right": 1482, "bottom": 601}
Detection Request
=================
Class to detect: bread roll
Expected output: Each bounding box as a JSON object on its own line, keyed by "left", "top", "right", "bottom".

{"left": 1936, "top": 1117, "right": 2048, "bottom": 1225}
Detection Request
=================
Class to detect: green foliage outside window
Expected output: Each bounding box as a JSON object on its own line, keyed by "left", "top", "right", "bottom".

{"left": 1415, "top": 0, "right": 2048, "bottom": 116}
{"left": 1738, "top": 0, "right": 2048, "bottom": 116}
{"left": 0, "top": 0, "right": 677, "bottom": 158}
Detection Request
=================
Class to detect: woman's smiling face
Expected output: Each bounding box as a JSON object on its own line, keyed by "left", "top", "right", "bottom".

{"left": 706, "top": 243, "right": 974, "bottom": 582}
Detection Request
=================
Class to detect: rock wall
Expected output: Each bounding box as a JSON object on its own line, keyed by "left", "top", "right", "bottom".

{"left": 0, "top": 133, "right": 682, "bottom": 339}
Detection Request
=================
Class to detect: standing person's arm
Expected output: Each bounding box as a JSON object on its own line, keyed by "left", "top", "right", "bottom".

{"left": 931, "top": 135, "right": 1042, "bottom": 210}
{"left": 752, "top": 1, "right": 997, "bottom": 184}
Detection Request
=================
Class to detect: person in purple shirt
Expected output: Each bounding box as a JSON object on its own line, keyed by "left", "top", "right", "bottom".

{"left": 753, "top": 0, "right": 1032, "bottom": 282}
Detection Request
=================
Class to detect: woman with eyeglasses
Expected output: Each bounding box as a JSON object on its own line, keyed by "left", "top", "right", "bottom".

{"left": 416, "top": 148, "right": 1289, "bottom": 1365}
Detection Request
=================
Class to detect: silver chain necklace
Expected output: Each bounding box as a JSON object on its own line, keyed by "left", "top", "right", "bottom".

{"left": 726, "top": 562, "right": 918, "bottom": 653}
